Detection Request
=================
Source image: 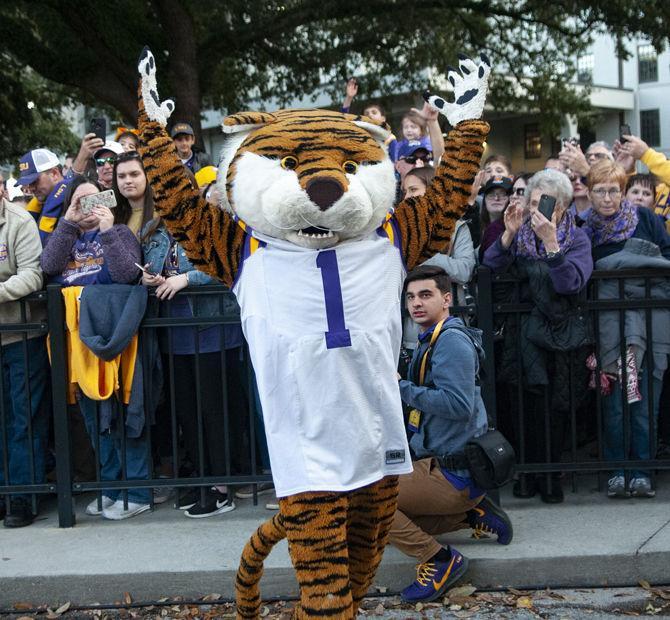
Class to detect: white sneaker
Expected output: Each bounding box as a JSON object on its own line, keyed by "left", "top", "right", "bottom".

{"left": 102, "top": 500, "right": 151, "bottom": 520}
{"left": 629, "top": 476, "right": 655, "bottom": 498}
{"left": 607, "top": 475, "right": 629, "bottom": 498}
{"left": 265, "top": 494, "right": 279, "bottom": 511}
{"left": 85, "top": 496, "right": 115, "bottom": 516}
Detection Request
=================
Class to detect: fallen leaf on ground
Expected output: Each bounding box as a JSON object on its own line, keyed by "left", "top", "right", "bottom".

{"left": 260, "top": 606, "right": 270, "bottom": 617}
{"left": 516, "top": 596, "right": 533, "bottom": 609}
{"left": 508, "top": 587, "right": 530, "bottom": 596}
{"left": 124, "top": 592, "right": 133, "bottom": 605}
{"left": 56, "top": 602, "right": 71, "bottom": 614}
{"left": 13, "top": 603, "right": 33, "bottom": 611}
{"left": 202, "top": 593, "right": 222, "bottom": 602}
{"left": 415, "top": 602, "right": 424, "bottom": 611}
{"left": 449, "top": 585, "right": 477, "bottom": 598}
{"left": 373, "top": 603, "right": 385, "bottom": 614}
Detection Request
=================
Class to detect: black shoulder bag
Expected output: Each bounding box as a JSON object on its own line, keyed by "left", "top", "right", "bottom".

{"left": 419, "top": 322, "right": 516, "bottom": 490}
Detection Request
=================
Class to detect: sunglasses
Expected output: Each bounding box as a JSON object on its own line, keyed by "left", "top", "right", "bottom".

{"left": 512, "top": 187, "right": 525, "bottom": 196}
{"left": 403, "top": 154, "right": 433, "bottom": 165}
{"left": 95, "top": 156, "right": 117, "bottom": 167}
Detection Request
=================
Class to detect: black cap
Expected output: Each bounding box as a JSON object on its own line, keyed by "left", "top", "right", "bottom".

{"left": 483, "top": 176, "right": 513, "bottom": 194}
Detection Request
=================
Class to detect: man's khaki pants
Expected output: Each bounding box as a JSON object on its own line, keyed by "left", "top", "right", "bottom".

{"left": 389, "top": 457, "right": 484, "bottom": 564}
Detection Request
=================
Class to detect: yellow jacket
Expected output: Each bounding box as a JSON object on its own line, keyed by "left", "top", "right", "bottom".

{"left": 641, "top": 148, "right": 670, "bottom": 232}
{"left": 59, "top": 286, "right": 138, "bottom": 404}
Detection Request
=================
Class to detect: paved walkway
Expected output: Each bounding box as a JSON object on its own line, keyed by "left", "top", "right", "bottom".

{"left": 1, "top": 473, "right": 669, "bottom": 608}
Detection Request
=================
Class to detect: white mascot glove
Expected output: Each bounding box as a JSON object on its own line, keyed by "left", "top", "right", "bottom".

{"left": 137, "top": 47, "right": 176, "bottom": 127}
{"left": 424, "top": 53, "right": 491, "bottom": 126}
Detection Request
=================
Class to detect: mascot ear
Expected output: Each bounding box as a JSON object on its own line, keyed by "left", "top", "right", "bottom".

{"left": 349, "top": 115, "right": 391, "bottom": 143}
{"left": 222, "top": 111, "right": 278, "bottom": 134}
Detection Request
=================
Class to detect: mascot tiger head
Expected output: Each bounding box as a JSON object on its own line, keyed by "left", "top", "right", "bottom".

{"left": 216, "top": 109, "right": 396, "bottom": 249}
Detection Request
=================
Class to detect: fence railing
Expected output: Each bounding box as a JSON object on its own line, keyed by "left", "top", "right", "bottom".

{"left": 477, "top": 265, "right": 670, "bottom": 495}
{"left": 1, "top": 268, "right": 669, "bottom": 527}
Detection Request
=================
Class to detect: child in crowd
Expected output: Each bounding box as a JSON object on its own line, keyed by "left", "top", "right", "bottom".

{"left": 625, "top": 174, "right": 657, "bottom": 211}
{"left": 40, "top": 177, "right": 150, "bottom": 520}
{"left": 115, "top": 128, "right": 140, "bottom": 152}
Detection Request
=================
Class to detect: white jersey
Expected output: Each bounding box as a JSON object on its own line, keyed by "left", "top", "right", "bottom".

{"left": 233, "top": 223, "right": 413, "bottom": 497}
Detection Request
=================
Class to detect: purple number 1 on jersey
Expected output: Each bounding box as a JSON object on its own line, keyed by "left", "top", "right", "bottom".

{"left": 316, "top": 250, "right": 352, "bottom": 349}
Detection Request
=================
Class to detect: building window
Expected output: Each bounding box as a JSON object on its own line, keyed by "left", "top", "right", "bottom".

{"left": 638, "top": 45, "right": 658, "bottom": 83}
{"left": 577, "top": 54, "right": 594, "bottom": 83}
{"left": 640, "top": 110, "right": 660, "bottom": 147}
{"left": 524, "top": 123, "right": 542, "bottom": 159}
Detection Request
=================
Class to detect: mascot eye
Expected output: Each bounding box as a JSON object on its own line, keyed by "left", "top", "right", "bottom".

{"left": 343, "top": 160, "right": 358, "bottom": 174}
{"left": 280, "top": 156, "right": 298, "bottom": 170}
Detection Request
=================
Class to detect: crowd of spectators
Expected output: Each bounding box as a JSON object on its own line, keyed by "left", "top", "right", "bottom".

{"left": 1, "top": 85, "right": 669, "bottom": 530}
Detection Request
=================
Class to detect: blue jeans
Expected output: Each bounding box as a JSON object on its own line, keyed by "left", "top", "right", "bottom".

{"left": 79, "top": 396, "right": 150, "bottom": 504}
{"left": 603, "top": 366, "right": 662, "bottom": 478}
{"left": 0, "top": 337, "right": 50, "bottom": 501}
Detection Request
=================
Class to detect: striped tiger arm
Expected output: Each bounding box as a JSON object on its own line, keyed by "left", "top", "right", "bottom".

{"left": 394, "top": 120, "right": 489, "bottom": 271}
{"left": 137, "top": 87, "right": 245, "bottom": 287}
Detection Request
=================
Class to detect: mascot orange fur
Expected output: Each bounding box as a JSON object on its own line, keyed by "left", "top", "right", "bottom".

{"left": 136, "top": 48, "right": 490, "bottom": 619}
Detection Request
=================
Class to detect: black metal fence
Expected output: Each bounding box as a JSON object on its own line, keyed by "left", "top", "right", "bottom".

{"left": 477, "top": 266, "right": 670, "bottom": 495}
{"left": 1, "top": 268, "right": 669, "bottom": 527}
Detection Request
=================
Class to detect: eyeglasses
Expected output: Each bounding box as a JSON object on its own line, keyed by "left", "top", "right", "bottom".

{"left": 403, "top": 154, "right": 433, "bottom": 165}
{"left": 512, "top": 187, "right": 525, "bottom": 196}
{"left": 591, "top": 188, "right": 622, "bottom": 198}
{"left": 95, "top": 156, "right": 117, "bottom": 167}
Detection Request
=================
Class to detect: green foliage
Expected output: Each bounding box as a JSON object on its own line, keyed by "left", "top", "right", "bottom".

{"left": 0, "top": 0, "right": 668, "bottom": 159}
{"left": 0, "top": 56, "right": 79, "bottom": 163}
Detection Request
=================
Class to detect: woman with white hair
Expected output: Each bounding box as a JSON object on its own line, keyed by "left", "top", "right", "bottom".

{"left": 483, "top": 169, "right": 594, "bottom": 503}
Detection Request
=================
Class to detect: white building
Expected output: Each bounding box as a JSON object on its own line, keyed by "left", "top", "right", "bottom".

{"left": 197, "top": 34, "right": 669, "bottom": 175}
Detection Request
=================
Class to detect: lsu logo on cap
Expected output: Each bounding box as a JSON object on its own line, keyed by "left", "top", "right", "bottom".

{"left": 19, "top": 162, "right": 30, "bottom": 171}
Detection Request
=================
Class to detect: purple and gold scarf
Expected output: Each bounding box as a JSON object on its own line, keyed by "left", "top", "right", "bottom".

{"left": 514, "top": 209, "right": 577, "bottom": 259}
{"left": 584, "top": 199, "right": 639, "bottom": 247}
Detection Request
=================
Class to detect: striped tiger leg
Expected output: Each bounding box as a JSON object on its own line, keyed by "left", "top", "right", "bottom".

{"left": 281, "top": 491, "right": 354, "bottom": 619}
{"left": 235, "top": 512, "right": 286, "bottom": 619}
{"left": 347, "top": 476, "right": 399, "bottom": 614}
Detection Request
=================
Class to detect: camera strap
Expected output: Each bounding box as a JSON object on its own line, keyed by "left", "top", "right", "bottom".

{"left": 408, "top": 318, "right": 445, "bottom": 434}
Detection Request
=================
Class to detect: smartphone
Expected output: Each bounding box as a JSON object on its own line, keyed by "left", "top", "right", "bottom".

{"left": 538, "top": 194, "right": 556, "bottom": 221}
{"left": 90, "top": 117, "right": 107, "bottom": 141}
{"left": 134, "top": 262, "right": 158, "bottom": 276}
{"left": 620, "top": 124, "right": 631, "bottom": 144}
{"left": 79, "top": 189, "right": 117, "bottom": 215}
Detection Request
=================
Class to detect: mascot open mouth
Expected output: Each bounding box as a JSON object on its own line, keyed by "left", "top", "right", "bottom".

{"left": 297, "top": 226, "right": 334, "bottom": 239}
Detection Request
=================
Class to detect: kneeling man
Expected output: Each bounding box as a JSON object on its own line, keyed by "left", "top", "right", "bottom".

{"left": 391, "top": 265, "right": 512, "bottom": 602}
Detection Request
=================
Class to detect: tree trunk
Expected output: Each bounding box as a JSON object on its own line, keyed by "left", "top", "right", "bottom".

{"left": 152, "top": 0, "right": 204, "bottom": 146}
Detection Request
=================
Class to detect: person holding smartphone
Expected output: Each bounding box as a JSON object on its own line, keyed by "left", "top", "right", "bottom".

{"left": 482, "top": 169, "right": 594, "bottom": 503}
{"left": 40, "top": 177, "right": 140, "bottom": 286}
{"left": 40, "top": 176, "right": 150, "bottom": 520}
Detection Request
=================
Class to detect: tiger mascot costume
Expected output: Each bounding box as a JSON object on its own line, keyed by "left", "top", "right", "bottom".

{"left": 136, "top": 47, "right": 490, "bottom": 619}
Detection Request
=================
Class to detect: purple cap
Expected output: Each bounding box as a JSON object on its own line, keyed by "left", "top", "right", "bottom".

{"left": 396, "top": 136, "right": 432, "bottom": 160}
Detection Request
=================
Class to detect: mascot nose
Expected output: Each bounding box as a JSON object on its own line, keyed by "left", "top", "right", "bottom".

{"left": 306, "top": 178, "right": 344, "bottom": 211}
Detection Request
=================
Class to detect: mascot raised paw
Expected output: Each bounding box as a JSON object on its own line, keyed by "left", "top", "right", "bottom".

{"left": 136, "top": 47, "right": 490, "bottom": 619}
